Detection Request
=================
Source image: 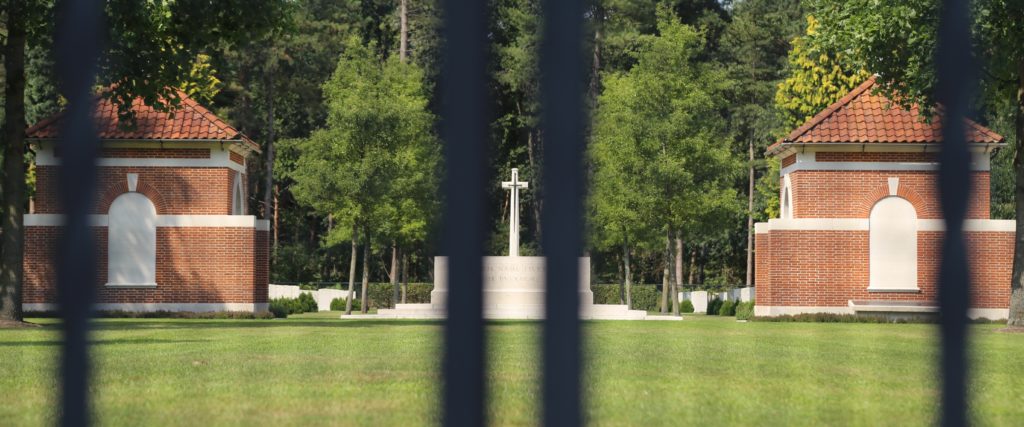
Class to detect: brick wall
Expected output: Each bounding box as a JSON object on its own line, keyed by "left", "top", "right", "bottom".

{"left": 755, "top": 228, "right": 1011, "bottom": 309}
{"left": 35, "top": 165, "right": 236, "bottom": 215}
{"left": 23, "top": 225, "right": 269, "bottom": 306}
{"left": 786, "top": 170, "right": 990, "bottom": 219}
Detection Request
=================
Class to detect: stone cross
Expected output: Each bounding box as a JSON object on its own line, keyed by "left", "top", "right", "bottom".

{"left": 501, "top": 168, "right": 529, "bottom": 257}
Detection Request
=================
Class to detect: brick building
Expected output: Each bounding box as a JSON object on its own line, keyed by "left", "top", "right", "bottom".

{"left": 22, "top": 91, "right": 270, "bottom": 313}
{"left": 754, "top": 77, "right": 1014, "bottom": 319}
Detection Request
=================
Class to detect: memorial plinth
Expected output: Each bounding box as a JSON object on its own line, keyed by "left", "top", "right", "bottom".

{"left": 377, "top": 256, "right": 651, "bottom": 320}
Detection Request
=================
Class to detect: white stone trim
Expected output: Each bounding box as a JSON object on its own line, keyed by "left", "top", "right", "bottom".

{"left": 967, "top": 308, "right": 1010, "bottom": 320}
{"left": 887, "top": 177, "right": 899, "bottom": 195}
{"left": 157, "top": 215, "right": 264, "bottom": 228}
{"left": 757, "top": 218, "right": 1015, "bottom": 232}
{"left": 781, "top": 158, "right": 990, "bottom": 176}
{"left": 105, "top": 282, "right": 158, "bottom": 288}
{"left": 23, "top": 302, "right": 269, "bottom": 313}
{"left": 35, "top": 145, "right": 245, "bottom": 173}
{"left": 766, "top": 218, "right": 869, "bottom": 231}
{"left": 24, "top": 213, "right": 268, "bottom": 228}
{"left": 127, "top": 173, "right": 139, "bottom": 192}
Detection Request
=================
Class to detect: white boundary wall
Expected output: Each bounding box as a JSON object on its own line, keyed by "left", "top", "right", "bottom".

{"left": 269, "top": 284, "right": 350, "bottom": 312}
{"left": 679, "top": 287, "right": 755, "bottom": 313}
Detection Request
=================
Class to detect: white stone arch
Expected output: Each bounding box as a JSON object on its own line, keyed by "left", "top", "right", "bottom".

{"left": 232, "top": 172, "right": 245, "bottom": 215}
{"left": 781, "top": 174, "right": 794, "bottom": 219}
{"left": 869, "top": 196, "right": 918, "bottom": 291}
{"left": 107, "top": 192, "right": 157, "bottom": 287}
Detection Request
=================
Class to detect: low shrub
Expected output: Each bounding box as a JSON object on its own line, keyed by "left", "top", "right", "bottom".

{"left": 735, "top": 300, "right": 755, "bottom": 320}
{"left": 681, "top": 299, "right": 695, "bottom": 314}
{"left": 719, "top": 300, "right": 737, "bottom": 317}
{"left": 591, "top": 284, "right": 659, "bottom": 311}
{"left": 269, "top": 297, "right": 292, "bottom": 318}
{"left": 330, "top": 297, "right": 346, "bottom": 311}
{"left": 84, "top": 310, "right": 275, "bottom": 319}
{"left": 297, "top": 292, "right": 318, "bottom": 313}
{"left": 707, "top": 298, "right": 723, "bottom": 315}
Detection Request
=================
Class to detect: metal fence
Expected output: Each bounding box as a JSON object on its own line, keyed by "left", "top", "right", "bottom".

{"left": 49, "top": 0, "right": 974, "bottom": 425}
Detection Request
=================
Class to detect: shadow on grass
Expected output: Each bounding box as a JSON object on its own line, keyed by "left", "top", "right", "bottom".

{"left": 0, "top": 337, "right": 211, "bottom": 347}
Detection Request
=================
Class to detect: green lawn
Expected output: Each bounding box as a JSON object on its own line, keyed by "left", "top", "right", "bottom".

{"left": 1, "top": 315, "right": 1022, "bottom": 426}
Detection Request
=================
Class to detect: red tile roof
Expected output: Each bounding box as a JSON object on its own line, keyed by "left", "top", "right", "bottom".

{"left": 768, "top": 76, "right": 1003, "bottom": 155}
{"left": 26, "top": 90, "right": 258, "bottom": 151}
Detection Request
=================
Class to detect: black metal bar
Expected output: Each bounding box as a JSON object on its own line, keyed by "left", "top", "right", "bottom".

{"left": 935, "top": 0, "right": 974, "bottom": 425}
{"left": 53, "top": 0, "right": 104, "bottom": 426}
{"left": 440, "top": 0, "right": 489, "bottom": 425}
{"left": 540, "top": 0, "right": 585, "bottom": 425}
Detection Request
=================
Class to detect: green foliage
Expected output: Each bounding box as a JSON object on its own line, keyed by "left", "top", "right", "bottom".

{"left": 735, "top": 300, "right": 755, "bottom": 320}
{"left": 268, "top": 298, "right": 291, "bottom": 318}
{"left": 681, "top": 299, "right": 695, "bottom": 314}
{"left": 330, "top": 297, "right": 348, "bottom": 311}
{"left": 289, "top": 38, "right": 439, "bottom": 257}
{"left": 590, "top": 7, "right": 741, "bottom": 269}
{"left": 296, "top": 293, "right": 318, "bottom": 313}
{"left": 753, "top": 313, "right": 935, "bottom": 324}
{"left": 364, "top": 283, "right": 432, "bottom": 309}
{"left": 178, "top": 54, "right": 222, "bottom": 104}
{"left": 591, "top": 284, "right": 659, "bottom": 311}
{"left": 269, "top": 294, "right": 317, "bottom": 317}
{"left": 719, "top": 299, "right": 737, "bottom": 317}
{"left": 708, "top": 298, "right": 723, "bottom": 315}
{"left": 775, "top": 15, "right": 870, "bottom": 129}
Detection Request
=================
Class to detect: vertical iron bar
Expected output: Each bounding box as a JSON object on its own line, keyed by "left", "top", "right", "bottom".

{"left": 440, "top": 0, "right": 489, "bottom": 426}
{"left": 53, "top": 0, "right": 104, "bottom": 426}
{"left": 935, "top": 0, "right": 974, "bottom": 425}
{"left": 540, "top": 0, "right": 584, "bottom": 425}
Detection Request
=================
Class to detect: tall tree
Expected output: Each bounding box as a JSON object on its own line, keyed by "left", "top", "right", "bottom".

{"left": 290, "top": 38, "right": 436, "bottom": 314}
{"left": 720, "top": 0, "right": 804, "bottom": 288}
{"left": 591, "top": 8, "right": 740, "bottom": 314}
{"left": 809, "top": 0, "right": 1024, "bottom": 326}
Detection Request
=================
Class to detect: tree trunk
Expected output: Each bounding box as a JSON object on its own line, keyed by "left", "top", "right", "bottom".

{"left": 746, "top": 140, "right": 755, "bottom": 287}
{"left": 617, "top": 253, "right": 624, "bottom": 305}
{"left": 263, "top": 69, "right": 276, "bottom": 223}
{"left": 0, "top": 2, "right": 28, "bottom": 322}
{"left": 660, "top": 250, "right": 669, "bottom": 314}
{"left": 361, "top": 228, "right": 371, "bottom": 314}
{"left": 399, "top": 0, "right": 409, "bottom": 63}
{"left": 401, "top": 249, "right": 408, "bottom": 304}
{"left": 391, "top": 241, "right": 399, "bottom": 308}
{"left": 672, "top": 234, "right": 681, "bottom": 315}
{"left": 623, "top": 232, "right": 632, "bottom": 308}
{"left": 688, "top": 248, "right": 697, "bottom": 285}
{"left": 1010, "top": 62, "right": 1024, "bottom": 327}
{"left": 273, "top": 184, "right": 280, "bottom": 249}
{"left": 345, "top": 225, "right": 358, "bottom": 315}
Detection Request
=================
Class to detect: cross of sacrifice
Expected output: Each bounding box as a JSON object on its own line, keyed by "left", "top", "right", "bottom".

{"left": 501, "top": 168, "right": 529, "bottom": 257}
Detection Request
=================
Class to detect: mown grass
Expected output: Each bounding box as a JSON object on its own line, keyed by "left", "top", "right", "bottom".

{"left": 1, "top": 314, "right": 1022, "bottom": 426}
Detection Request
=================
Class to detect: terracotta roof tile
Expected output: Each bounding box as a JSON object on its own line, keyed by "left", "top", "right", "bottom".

{"left": 26, "top": 89, "right": 258, "bottom": 151}
{"left": 768, "top": 77, "right": 1003, "bottom": 155}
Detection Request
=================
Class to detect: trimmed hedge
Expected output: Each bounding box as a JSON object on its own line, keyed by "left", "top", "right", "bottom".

{"left": 735, "top": 300, "right": 755, "bottom": 320}
{"left": 330, "top": 296, "right": 361, "bottom": 311}
{"left": 708, "top": 298, "right": 723, "bottom": 315}
{"left": 681, "top": 299, "right": 695, "bottom": 314}
{"left": 591, "top": 284, "right": 660, "bottom": 311}
{"left": 719, "top": 300, "right": 736, "bottom": 317}
{"left": 364, "top": 283, "right": 432, "bottom": 308}
{"left": 269, "top": 294, "right": 318, "bottom": 318}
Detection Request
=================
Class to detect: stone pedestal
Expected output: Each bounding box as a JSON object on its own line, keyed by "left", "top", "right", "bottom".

{"left": 377, "top": 256, "right": 656, "bottom": 320}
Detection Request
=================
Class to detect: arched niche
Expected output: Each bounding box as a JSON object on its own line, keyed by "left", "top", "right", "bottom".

{"left": 107, "top": 192, "right": 157, "bottom": 287}
{"left": 869, "top": 196, "right": 918, "bottom": 291}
